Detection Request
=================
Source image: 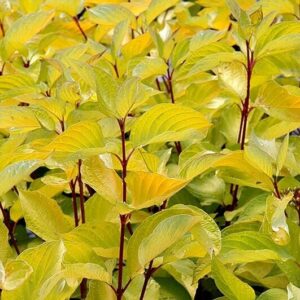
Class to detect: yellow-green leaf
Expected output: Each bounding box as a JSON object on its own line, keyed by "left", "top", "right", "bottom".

{"left": 19, "top": 190, "right": 73, "bottom": 241}
{"left": 44, "top": 121, "right": 104, "bottom": 153}
{"left": 4, "top": 10, "right": 55, "bottom": 57}
{"left": 46, "top": 0, "right": 84, "bottom": 16}
{"left": 145, "top": 0, "right": 180, "bottom": 24}
{"left": 2, "top": 241, "right": 65, "bottom": 300}
{"left": 0, "top": 160, "right": 42, "bottom": 197}
{"left": 0, "top": 260, "right": 33, "bottom": 291}
{"left": 0, "top": 222, "right": 12, "bottom": 263}
{"left": 211, "top": 256, "right": 256, "bottom": 300}
{"left": 126, "top": 171, "right": 187, "bottom": 209}
{"left": 81, "top": 156, "right": 123, "bottom": 204}
{"left": 130, "top": 103, "right": 211, "bottom": 147}
{"left": 87, "top": 4, "right": 135, "bottom": 26}
{"left": 276, "top": 135, "right": 289, "bottom": 176}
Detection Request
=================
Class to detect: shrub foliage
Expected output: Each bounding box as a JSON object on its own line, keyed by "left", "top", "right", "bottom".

{"left": 0, "top": 0, "right": 299, "bottom": 299}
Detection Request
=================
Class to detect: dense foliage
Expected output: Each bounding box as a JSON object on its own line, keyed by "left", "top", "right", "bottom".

{"left": 0, "top": 0, "right": 299, "bottom": 299}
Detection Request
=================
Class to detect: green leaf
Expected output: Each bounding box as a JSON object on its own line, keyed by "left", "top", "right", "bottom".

{"left": 46, "top": 0, "right": 84, "bottom": 16}
{"left": 127, "top": 205, "right": 221, "bottom": 277}
{"left": 19, "top": 190, "right": 73, "bottom": 241}
{"left": 132, "top": 57, "right": 168, "bottom": 80}
{"left": 257, "top": 288, "right": 287, "bottom": 300}
{"left": 180, "top": 151, "right": 274, "bottom": 191}
{"left": 256, "top": 34, "right": 300, "bottom": 60}
{"left": 63, "top": 223, "right": 120, "bottom": 263}
{"left": 0, "top": 160, "right": 42, "bottom": 197}
{"left": 217, "top": 61, "right": 247, "bottom": 98}
{"left": 188, "top": 52, "right": 244, "bottom": 77}
{"left": 257, "top": 81, "right": 300, "bottom": 122}
{"left": 81, "top": 156, "right": 123, "bottom": 205}
{"left": 121, "top": 32, "right": 152, "bottom": 59}
{"left": 87, "top": 281, "right": 116, "bottom": 300}
{"left": 126, "top": 171, "right": 187, "bottom": 209}
{"left": 44, "top": 121, "right": 105, "bottom": 153}
{"left": 225, "top": 0, "right": 241, "bottom": 20}
{"left": 0, "top": 106, "right": 40, "bottom": 132}
{"left": 19, "top": 0, "right": 43, "bottom": 13}
{"left": 190, "top": 30, "right": 226, "bottom": 51}
{"left": 211, "top": 256, "right": 256, "bottom": 300}
{"left": 255, "top": 116, "right": 300, "bottom": 139}
{"left": 145, "top": 0, "right": 180, "bottom": 24}
{"left": 2, "top": 241, "right": 65, "bottom": 300}
{"left": 0, "top": 75, "right": 39, "bottom": 101}
{"left": 111, "top": 20, "right": 129, "bottom": 59}
{"left": 130, "top": 103, "right": 211, "bottom": 147}
{"left": 40, "top": 263, "right": 111, "bottom": 300}
{"left": 276, "top": 135, "right": 289, "bottom": 176}
{"left": 4, "top": 10, "right": 55, "bottom": 57}
{"left": 94, "top": 68, "right": 118, "bottom": 117}
{"left": 255, "top": 21, "right": 300, "bottom": 59}
{"left": 0, "top": 260, "right": 33, "bottom": 291}
{"left": 220, "top": 231, "right": 288, "bottom": 264}
{"left": 87, "top": 4, "right": 135, "bottom": 26}
{"left": 114, "top": 77, "right": 159, "bottom": 118}
{"left": 244, "top": 145, "right": 274, "bottom": 178}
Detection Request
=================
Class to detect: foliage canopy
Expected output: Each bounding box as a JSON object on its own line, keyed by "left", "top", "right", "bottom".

{"left": 0, "top": 0, "right": 299, "bottom": 299}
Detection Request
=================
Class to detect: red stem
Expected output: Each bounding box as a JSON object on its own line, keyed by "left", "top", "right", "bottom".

{"left": 77, "top": 159, "right": 85, "bottom": 224}
{"left": 73, "top": 16, "right": 87, "bottom": 41}
{"left": 0, "top": 202, "right": 20, "bottom": 255}
{"left": 139, "top": 260, "right": 161, "bottom": 300}
{"left": 0, "top": 20, "right": 4, "bottom": 37}
{"left": 0, "top": 62, "right": 5, "bottom": 76}
{"left": 69, "top": 180, "right": 79, "bottom": 227}
{"left": 139, "top": 260, "right": 154, "bottom": 300}
{"left": 77, "top": 159, "right": 87, "bottom": 298}
{"left": 229, "top": 41, "right": 255, "bottom": 211}
{"left": 273, "top": 178, "right": 281, "bottom": 199}
{"left": 165, "top": 61, "right": 182, "bottom": 155}
{"left": 116, "top": 118, "right": 131, "bottom": 299}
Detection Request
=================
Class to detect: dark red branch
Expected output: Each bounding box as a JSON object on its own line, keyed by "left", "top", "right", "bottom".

{"left": 73, "top": 16, "right": 87, "bottom": 41}
{"left": 0, "top": 202, "right": 20, "bottom": 255}
{"left": 69, "top": 180, "right": 79, "bottom": 227}
{"left": 228, "top": 40, "right": 255, "bottom": 211}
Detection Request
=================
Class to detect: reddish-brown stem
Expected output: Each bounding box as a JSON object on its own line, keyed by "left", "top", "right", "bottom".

{"left": 0, "top": 20, "right": 5, "bottom": 37}
{"left": 273, "top": 178, "right": 281, "bottom": 199}
{"left": 117, "top": 214, "right": 127, "bottom": 300}
{"left": 162, "top": 76, "right": 170, "bottom": 94}
{"left": 165, "top": 61, "right": 182, "bottom": 155}
{"left": 77, "top": 159, "right": 87, "bottom": 298}
{"left": 127, "top": 222, "right": 133, "bottom": 235}
{"left": 139, "top": 260, "right": 154, "bottom": 300}
{"left": 166, "top": 65, "right": 175, "bottom": 104}
{"left": 59, "top": 118, "right": 65, "bottom": 132}
{"left": 139, "top": 260, "right": 161, "bottom": 300}
{"left": 77, "top": 159, "right": 85, "bottom": 224}
{"left": 80, "top": 279, "right": 88, "bottom": 299}
{"left": 174, "top": 141, "right": 182, "bottom": 155}
{"left": 0, "top": 202, "right": 20, "bottom": 255}
{"left": 69, "top": 180, "right": 79, "bottom": 227}
{"left": 73, "top": 16, "right": 87, "bottom": 41}
{"left": 116, "top": 118, "right": 132, "bottom": 299}
{"left": 240, "top": 41, "right": 255, "bottom": 150}
{"left": 114, "top": 63, "right": 120, "bottom": 78}
{"left": 0, "top": 62, "right": 5, "bottom": 76}
{"left": 229, "top": 41, "right": 255, "bottom": 211}
{"left": 155, "top": 78, "right": 161, "bottom": 91}
{"left": 119, "top": 119, "right": 127, "bottom": 203}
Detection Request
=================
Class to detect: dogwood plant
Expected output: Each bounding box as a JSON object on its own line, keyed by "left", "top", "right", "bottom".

{"left": 0, "top": 0, "right": 299, "bottom": 299}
